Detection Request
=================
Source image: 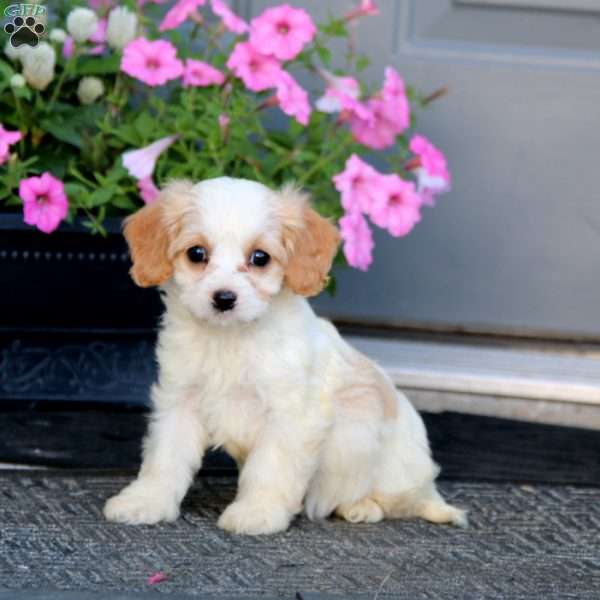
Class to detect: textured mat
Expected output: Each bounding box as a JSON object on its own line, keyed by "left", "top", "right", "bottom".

{"left": 0, "top": 594, "right": 251, "bottom": 600}
{"left": 2, "top": 473, "right": 600, "bottom": 599}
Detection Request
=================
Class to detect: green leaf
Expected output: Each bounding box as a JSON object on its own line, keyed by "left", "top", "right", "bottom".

{"left": 105, "top": 163, "right": 128, "bottom": 182}
{"left": 356, "top": 55, "right": 370, "bottom": 72}
{"left": 288, "top": 118, "right": 305, "bottom": 139}
{"left": 87, "top": 186, "right": 115, "bottom": 207}
{"left": 39, "top": 104, "right": 104, "bottom": 148}
{"left": 111, "top": 194, "right": 138, "bottom": 210}
{"left": 0, "top": 59, "right": 14, "bottom": 77}
{"left": 324, "top": 273, "right": 337, "bottom": 296}
{"left": 76, "top": 55, "right": 120, "bottom": 75}
{"left": 316, "top": 45, "right": 332, "bottom": 67}
{"left": 40, "top": 118, "right": 83, "bottom": 147}
{"left": 320, "top": 19, "right": 348, "bottom": 37}
{"left": 4, "top": 193, "right": 21, "bottom": 207}
{"left": 0, "top": 60, "right": 14, "bottom": 91}
{"left": 13, "top": 85, "right": 32, "bottom": 100}
{"left": 64, "top": 182, "right": 90, "bottom": 203}
{"left": 33, "top": 153, "right": 70, "bottom": 178}
{"left": 133, "top": 112, "right": 156, "bottom": 140}
{"left": 103, "top": 123, "right": 139, "bottom": 147}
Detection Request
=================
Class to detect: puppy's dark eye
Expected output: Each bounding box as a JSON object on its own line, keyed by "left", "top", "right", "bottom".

{"left": 187, "top": 246, "right": 208, "bottom": 264}
{"left": 250, "top": 249, "right": 270, "bottom": 267}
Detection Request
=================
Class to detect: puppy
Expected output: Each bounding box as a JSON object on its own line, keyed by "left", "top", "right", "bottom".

{"left": 104, "top": 177, "right": 466, "bottom": 534}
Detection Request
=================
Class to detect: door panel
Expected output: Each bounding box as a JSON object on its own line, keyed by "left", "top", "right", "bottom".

{"left": 248, "top": 0, "right": 600, "bottom": 337}
{"left": 458, "top": 0, "right": 600, "bottom": 12}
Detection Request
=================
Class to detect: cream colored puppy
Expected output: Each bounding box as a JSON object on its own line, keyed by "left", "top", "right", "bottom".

{"left": 104, "top": 177, "right": 466, "bottom": 535}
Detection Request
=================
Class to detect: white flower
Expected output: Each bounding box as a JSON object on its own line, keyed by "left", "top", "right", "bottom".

{"left": 49, "top": 28, "right": 67, "bottom": 43}
{"left": 77, "top": 76, "right": 105, "bottom": 105}
{"left": 10, "top": 74, "right": 26, "bottom": 88}
{"left": 66, "top": 7, "right": 98, "bottom": 42}
{"left": 22, "top": 42, "right": 56, "bottom": 91}
{"left": 106, "top": 6, "right": 138, "bottom": 50}
{"left": 4, "top": 41, "right": 30, "bottom": 62}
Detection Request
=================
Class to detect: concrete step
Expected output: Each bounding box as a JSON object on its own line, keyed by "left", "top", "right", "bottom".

{"left": 349, "top": 336, "right": 600, "bottom": 429}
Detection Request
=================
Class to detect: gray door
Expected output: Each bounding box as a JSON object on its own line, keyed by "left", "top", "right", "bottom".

{"left": 246, "top": 0, "right": 600, "bottom": 338}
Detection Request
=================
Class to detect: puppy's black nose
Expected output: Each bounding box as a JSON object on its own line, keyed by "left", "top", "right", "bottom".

{"left": 212, "top": 290, "right": 237, "bottom": 312}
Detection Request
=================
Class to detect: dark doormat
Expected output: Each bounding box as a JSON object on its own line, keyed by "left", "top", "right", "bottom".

{"left": 1, "top": 404, "right": 599, "bottom": 486}
{"left": 0, "top": 593, "right": 275, "bottom": 600}
{"left": 1, "top": 474, "right": 599, "bottom": 599}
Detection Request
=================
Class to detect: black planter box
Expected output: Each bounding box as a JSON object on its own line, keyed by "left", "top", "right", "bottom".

{"left": 0, "top": 214, "right": 162, "bottom": 330}
{"left": 0, "top": 214, "right": 160, "bottom": 407}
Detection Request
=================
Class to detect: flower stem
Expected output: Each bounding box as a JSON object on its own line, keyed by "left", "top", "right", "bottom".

{"left": 12, "top": 90, "right": 27, "bottom": 152}
{"left": 297, "top": 134, "right": 354, "bottom": 186}
{"left": 48, "top": 49, "right": 78, "bottom": 111}
{"left": 422, "top": 86, "right": 449, "bottom": 106}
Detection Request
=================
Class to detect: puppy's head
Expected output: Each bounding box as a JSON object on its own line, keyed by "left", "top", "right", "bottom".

{"left": 124, "top": 177, "right": 339, "bottom": 325}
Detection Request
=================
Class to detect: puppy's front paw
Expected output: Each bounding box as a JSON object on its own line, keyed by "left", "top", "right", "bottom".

{"left": 218, "top": 500, "right": 291, "bottom": 535}
{"left": 103, "top": 482, "right": 179, "bottom": 525}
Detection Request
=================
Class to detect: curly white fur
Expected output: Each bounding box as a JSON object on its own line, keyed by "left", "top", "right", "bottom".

{"left": 103, "top": 177, "right": 467, "bottom": 535}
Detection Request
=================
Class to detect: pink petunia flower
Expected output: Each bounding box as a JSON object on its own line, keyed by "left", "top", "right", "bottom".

{"left": 375, "top": 66, "right": 410, "bottom": 131}
{"left": 360, "top": 0, "right": 379, "bottom": 14}
{"left": 121, "top": 38, "right": 184, "bottom": 86}
{"left": 314, "top": 69, "right": 373, "bottom": 124}
{"left": 315, "top": 70, "right": 360, "bottom": 112}
{"left": 350, "top": 99, "right": 397, "bottom": 149}
{"left": 275, "top": 72, "right": 311, "bottom": 125}
{"left": 0, "top": 124, "right": 22, "bottom": 165}
{"left": 339, "top": 210, "right": 374, "bottom": 271}
{"left": 159, "top": 0, "right": 205, "bottom": 31}
{"left": 122, "top": 135, "right": 179, "bottom": 180}
{"left": 382, "top": 66, "right": 404, "bottom": 99}
{"left": 226, "top": 41, "right": 282, "bottom": 92}
{"left": 332, "top": 154, "right": 385, "bottom": 215}
{"left": 350, "top": 67, "right": 409, "bottom": 149}
{"left": 19, "top": 172, "right": 69, "bottom": 234}
{"left": 138, "top": 176, "right": 160, "bottom": 204}
{"left": 409, "top": 134, "right": 451, "bottom": 206}
{"left": 61, "top": 17, "right": 107, "bottom": 58}
{"left": 182, "top": 59, "right": 225, "bottom": 87}
{"left": 345, "top": 0, "right": 379, "bottom": 21}
{"left": 370, "top": 174, "right": 421, "bottom": 237}
{"left": 249, "top": 4, "right": 316, "bottom": 61}
{"left": 63, "top": 36, "right": 75, "bottom": 58}
{"left": 88, "top": 17, "right": 107, "bottom": 55}
{"left": 210, "top": 0, "right": 248, "bottom": 34}
{"left": 88, "top": 0, "right": 114, "bottom": 11}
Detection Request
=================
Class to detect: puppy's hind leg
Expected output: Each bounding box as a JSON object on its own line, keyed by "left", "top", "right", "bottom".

{"left": 335, "top": 497, "right": 384, "bottom": 524}
{"left": 374, "top": 482, "right": 468, "bottom": 528}
{"left": 305, "top": 418, "right": 381, "bottom": 521}
{"left": 413, "top": 483, "right": 468, "bottom": 528}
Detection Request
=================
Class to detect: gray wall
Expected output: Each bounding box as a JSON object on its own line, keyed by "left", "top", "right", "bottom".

{"left": 247, "top": 1, "right": 600, "bottom": 338}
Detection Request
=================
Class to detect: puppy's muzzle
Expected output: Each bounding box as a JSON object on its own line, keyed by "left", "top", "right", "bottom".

{"left": 212, "top": 289, "right": 237, "bottom": 312}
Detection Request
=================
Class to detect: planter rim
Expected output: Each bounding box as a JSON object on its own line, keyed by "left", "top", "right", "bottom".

{"left": 0, "top": 213, "right": 124, "bottom": 235}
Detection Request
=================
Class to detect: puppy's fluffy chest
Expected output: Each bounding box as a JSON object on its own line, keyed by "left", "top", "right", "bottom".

{"left": 155, "top": 293, "right": 318, "bottom": 453}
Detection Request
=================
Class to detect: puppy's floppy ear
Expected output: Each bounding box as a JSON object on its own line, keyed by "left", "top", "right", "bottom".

{"left": 123, "top": 180, "right": 194, "bottom": 287}
{"left": 279, "top": 185, "right": 340, "bottom": 297}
